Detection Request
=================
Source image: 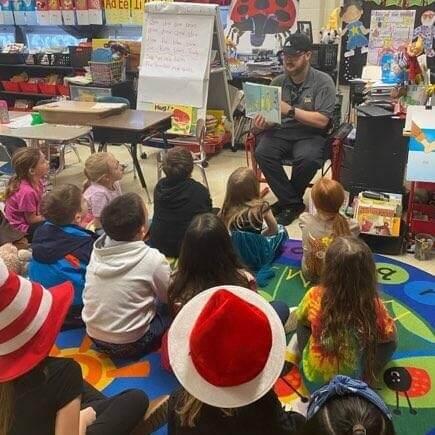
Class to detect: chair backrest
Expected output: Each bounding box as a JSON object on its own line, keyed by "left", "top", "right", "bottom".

{"left": 96, "top": 96, "right": 131, "bottom": 108}
{"left": 0, "top": 143, "right": 13, "bottom": 175}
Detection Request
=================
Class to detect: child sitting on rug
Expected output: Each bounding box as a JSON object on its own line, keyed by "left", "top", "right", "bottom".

{"left": 4, "top": 148, "right": 49, "bottom": 241}
{"left": 167, "top": 285, "right": 305, "bottom": 435}
{"left": 149, "top": 146, "right": 212, "bottom": 257}
{"left": 0, "top": 210, "right": 28, "bottom": 250}
{"left": 161, "top": 213, "right": 291, "bottom": 372}
{"left": 0, "top": 258, "right": 167, "bottom": 435}
{"left": 296, "top": 236, "right": 397, "bottom": 390}
{"left": 82, "top": 152, "right": 124, "bottom": 231}
{"left": 302, "top": 375, "right": 395, "bottom": 435}
{"left": 29, "top": 184, "right": 98, "bottom": 328}
{"left": 82, "top": 192, "right": 171, "bottom": 358}
{"left": 220, "top": 167, "right": 288, "bottom": 286}
{"left": 299, "top": 178, "right": 359, "bottom": 283}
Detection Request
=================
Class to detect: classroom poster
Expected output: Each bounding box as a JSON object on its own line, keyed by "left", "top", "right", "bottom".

{"left": 75, "top": 0, "right": 89, "bottom": 25}
{"left": 339, "top": 1, "right": 435, "bottom": 84}
{"left": 406, "top": 111, "right": 435, "bottom": 182}
{"left": 60, "top": 0, "right": 75, "bottom": 25}
{"left": 226, "top": 0, "right": 298, "bottom": 53}
{"left": 48, "top": 0, "right": 62, "bottom": 24}
{"left": 88, "top": 0, "right": 102, "bottom": 24}
{"left": 36, "top": 0, "right": 50, "bottom": 24}
{"left": 104, "top": 0, "right": 131, "bottom": 24}
{"left": 368, "top": 9, "right": 415, "bottom": 65}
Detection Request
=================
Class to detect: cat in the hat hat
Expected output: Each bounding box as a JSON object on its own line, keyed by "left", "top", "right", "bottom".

{"left": 0, "top": 259, "right": 165, "bottom": 435}
{"left": 167, "top": 285, "right": 306, "bottom": 434}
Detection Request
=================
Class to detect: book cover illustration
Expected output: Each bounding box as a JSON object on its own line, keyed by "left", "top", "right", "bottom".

{"left": 407, "top": 118, "right": 435, "bottom": 183}
{"left": 355, "top": 192, "right": 402, "bottom": 237}
{"left": 243, "top": 82, "right": 281, "bottom": 125}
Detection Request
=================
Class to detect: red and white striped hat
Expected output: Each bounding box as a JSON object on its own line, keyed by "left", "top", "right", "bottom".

{"left": 0, "top": 258, "right": 73, "bottom": 382}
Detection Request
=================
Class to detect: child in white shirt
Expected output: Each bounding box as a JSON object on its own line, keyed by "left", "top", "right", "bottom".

{"left": 82, "top": 192, "right": 171, "bottom": 358}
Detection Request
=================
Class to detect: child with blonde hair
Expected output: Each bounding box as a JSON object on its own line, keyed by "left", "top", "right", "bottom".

{"left": 83, "top": 152, "right": 124, "bottom": 230}
{"left": 220, "top": 167, "right": 287, "bottom": 285}
{"left": 296, "top": 237, "right": 397, "bottom": 390}
{"left": 299, "top": 178, "right": 359, "bottom": 282}
{"left": 4, "top": 148, "right": 49, "bottom": 241}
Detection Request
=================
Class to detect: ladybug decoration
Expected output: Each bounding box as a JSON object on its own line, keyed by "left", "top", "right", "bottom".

{"left": 227, "top": 0, "right": 297, "bottom": 48}
{"left": 383, "top": 366, "right": 431, "bottom": 415}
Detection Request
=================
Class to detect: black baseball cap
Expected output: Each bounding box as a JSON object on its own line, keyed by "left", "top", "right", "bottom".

{"left": 282, "top": 33, "right": 312, "bottom": 55}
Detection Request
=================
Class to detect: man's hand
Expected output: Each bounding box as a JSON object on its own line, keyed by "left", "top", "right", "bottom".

{"left": 253, "top": 114, "right": 273, "bottom": 131}
{"left": 281, "top": 101, "right": 292, "bottom": 116}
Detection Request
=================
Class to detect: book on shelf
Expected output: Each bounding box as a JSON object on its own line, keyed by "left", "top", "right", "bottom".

{"left": 354, "top": 191, "right": 402, "bottom": 237}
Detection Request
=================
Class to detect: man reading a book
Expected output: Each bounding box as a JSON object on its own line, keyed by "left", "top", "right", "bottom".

{"left": 253, "top": 33, "right": 336, "bottom": 225}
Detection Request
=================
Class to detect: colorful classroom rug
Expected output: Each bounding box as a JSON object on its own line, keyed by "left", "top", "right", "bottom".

{"left": 53, "top": 240, "right": 435, "bottom": 435}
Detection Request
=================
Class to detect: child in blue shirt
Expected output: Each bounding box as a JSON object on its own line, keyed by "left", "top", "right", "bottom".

{"left": 29, "top": 184, "right": 97, "bottom": 328}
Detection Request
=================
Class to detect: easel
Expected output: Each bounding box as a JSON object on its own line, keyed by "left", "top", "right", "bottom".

{"left": 137, "top": 2, "right": 235, "bottom": 150}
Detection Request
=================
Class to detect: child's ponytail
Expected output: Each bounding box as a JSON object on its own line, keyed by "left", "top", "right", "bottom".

{"left": 332, "top": 213, "right": 352, "bottom": 237}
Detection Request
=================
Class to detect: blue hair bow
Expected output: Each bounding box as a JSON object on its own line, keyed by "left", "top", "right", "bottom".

{"left": 307, "top": 375, "right": 392, "bottom": 420}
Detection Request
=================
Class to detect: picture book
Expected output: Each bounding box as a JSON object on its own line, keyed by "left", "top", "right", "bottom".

{"left": 154, "top": 103, "right": 196, "bottom": 135}
{"left": 243, "top": 82, "right": 281, "bottom": 124}
{"left": 354, "top": 191, "right": 402, "bottom": 237}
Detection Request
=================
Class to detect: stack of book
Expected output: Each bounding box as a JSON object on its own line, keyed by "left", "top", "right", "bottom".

{"left": 354, "top": 191, "right": 403, "bottom": 237}
{"left": 363, "top": 81, "right": 396, "bottom": 107}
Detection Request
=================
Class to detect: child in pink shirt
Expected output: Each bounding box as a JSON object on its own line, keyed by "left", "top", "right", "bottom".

{"left": 82, "top": 152, "right": 124, "bottom": 230}
{"left": 5, "top": 148, "right": 49, "bottom": 241}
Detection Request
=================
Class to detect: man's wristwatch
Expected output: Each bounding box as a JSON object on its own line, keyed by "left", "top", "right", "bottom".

{"left": 286, "top": 106, "right": 295, "bottom": 119}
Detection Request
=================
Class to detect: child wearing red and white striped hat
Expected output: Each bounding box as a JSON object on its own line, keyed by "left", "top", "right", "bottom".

{"left": 0, "top": 258, "right": 166, "bottom": 435}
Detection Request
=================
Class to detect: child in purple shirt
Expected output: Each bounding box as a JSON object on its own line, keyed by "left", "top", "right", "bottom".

{"left": 82, "top": 152, "right": 124, "bottom": 230}
{"left": 5, "top": 148, "right": 49, "bottom": 241}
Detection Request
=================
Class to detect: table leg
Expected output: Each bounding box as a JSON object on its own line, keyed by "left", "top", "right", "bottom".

{"left": 131, "top": 142, "right": 151, "bottom": 203}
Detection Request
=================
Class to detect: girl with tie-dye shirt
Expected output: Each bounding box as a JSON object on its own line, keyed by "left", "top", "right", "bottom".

{"left": 296, "top": 236, "right": 397, "bottom": 390}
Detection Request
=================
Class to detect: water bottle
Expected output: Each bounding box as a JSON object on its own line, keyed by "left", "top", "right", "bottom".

{"left": 0, "top": 100, "right": 9, "bottom": 124}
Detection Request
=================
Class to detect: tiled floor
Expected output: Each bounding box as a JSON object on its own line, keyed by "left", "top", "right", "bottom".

{"left": 56, "top": 145, "right": 435, "bottom": 275}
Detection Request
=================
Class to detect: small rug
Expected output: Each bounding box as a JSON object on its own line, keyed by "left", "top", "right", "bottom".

{"left": 53, "top": 240, "right": 435, "bottom": 435}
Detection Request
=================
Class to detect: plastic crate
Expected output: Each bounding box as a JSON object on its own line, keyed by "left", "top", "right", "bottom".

{"left": 69, "top": 46, "right": 92, "bottom": 68}
{"left": 89, "top": 60, "right": 123, "bottom": 86}
{"left": 0, "top": 53, "right": 26, "bottom": 64}
{"left": 34, "top": 53, "right": 56, "bottom": 66}
{"left": 53, "top": 53, "right": 71, "bottom": 66}
{"left": 57, "top": 84, "right": 70, "bottom": 96}
{"left": 310, "top": 44, "right": 338, "bottom": 71}
{"left": 19, "top": 82, "right": 40, "bottom": 93}
{"left": 1, "top": 81, "right": 21, "bottom": 92}
{"left": 39, "top": 83, "right": 58, "bottom": 95}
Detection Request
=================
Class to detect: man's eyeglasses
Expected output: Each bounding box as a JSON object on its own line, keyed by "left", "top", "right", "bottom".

{"left": 283, "top": 51, "right": 306, "bottom": 61}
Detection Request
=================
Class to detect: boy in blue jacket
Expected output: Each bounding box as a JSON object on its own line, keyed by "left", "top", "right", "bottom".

{"left": 29, "top": 184, "right": 97, "bottom": 328}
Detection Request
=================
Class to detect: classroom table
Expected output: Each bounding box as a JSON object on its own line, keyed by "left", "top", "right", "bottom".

{"left": 85, "top": 109, "right": 172, "bottom": 201}
{"left": 0, "top": 112, "right": 94, "bottom": 175}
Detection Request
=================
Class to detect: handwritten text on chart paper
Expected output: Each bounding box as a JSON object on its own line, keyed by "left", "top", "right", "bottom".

{"left": 142, "top": 16, "right": 204, "bottom": 74}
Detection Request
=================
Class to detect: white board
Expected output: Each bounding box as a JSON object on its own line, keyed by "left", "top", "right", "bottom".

{"left": 137, "top": 2, "right": 216, "bottom": 108}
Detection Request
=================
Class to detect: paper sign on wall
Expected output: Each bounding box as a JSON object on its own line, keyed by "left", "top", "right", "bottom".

{"left": 48, "top": 0, "right": 62, "bottom": 24}
{"left": 104, "top": 0, "right": 130, "bottom": 24}
{"left": 139, "top": 12, "right": 213, "bottom": 106}
{"left": 88, "top": 0, "right": 102, "bottom": 24}
{"left": 75, "top": 0, "right": 89, "bottom": 25}
{"left": 36, "top": 0, "right": 49, "bottom": 24}
{"left": 60, "top": 0, "right": 75, "bottom": 24}
{"left": 367, "top": 10, "right": 416, "bottom": 65}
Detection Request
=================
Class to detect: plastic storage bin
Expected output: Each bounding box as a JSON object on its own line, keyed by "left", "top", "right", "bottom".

{"left": 1, "top": 81, "right": 21, "bottom": 92}
{"left": 70, "top": 85, "right": 112, "bottom": 102}
{"left": 19, "top": 82, "right": 40, "bottom": 93}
